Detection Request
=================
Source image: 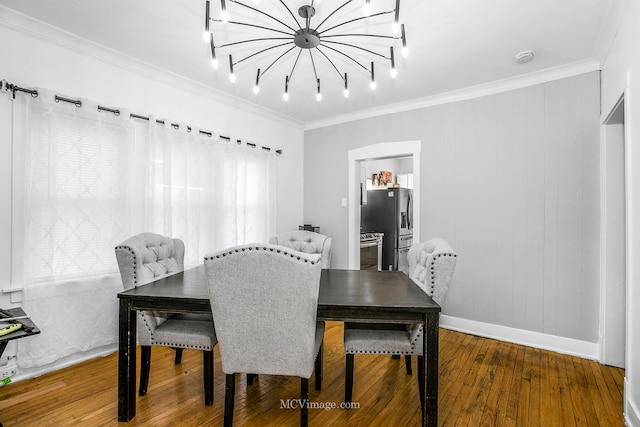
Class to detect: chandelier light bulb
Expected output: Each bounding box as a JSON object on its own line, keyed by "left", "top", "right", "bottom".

{"left": 228, "top": 55, "right": 235, "bottom": 82}
{"left": 204, "top": 1, "right": 211, "bottom": 42}
{"left": 344, "top": 88, "right": 349, "bottom": 97}
{"left": 210, "top": 37, "right": 218, "bottom": 68}
{"left": 401, "top": 24, "right": 408, "bottom": 57}
{"left": 220, "top": 0, "right": 229, "bottom": 22}
{"left": 363, "top": 0, "right": 372, "bottom": 16}
{"left": 253, "top": 69, "right": 261, "bottom": 94}
{"left": 389, "top": 47, "right": 396, "bottom": 78}
{"left": 369, "top": 62, "right": 376, "bottom": 90}
{"left": 316, "top": 92, "right": 322, "bottom": 101}
{"left": 393, "top": 0, "right": 400, "bottom": 34}
{"left": 283, "top": 75, "right": 289, "bottom": 102}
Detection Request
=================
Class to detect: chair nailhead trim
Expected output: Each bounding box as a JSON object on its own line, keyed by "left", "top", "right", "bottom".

{"left": 154, "top": 342, "right": 213, "bottom": 350}
{"left": 206, "top": 246, "right": 319, "bottom": 264}
{"left": 116, "top": 245, "right": 139, "bottom": 286}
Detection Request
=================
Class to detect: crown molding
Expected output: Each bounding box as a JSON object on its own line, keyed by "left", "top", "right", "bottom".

{"left": 304, "top": 59, "right": 601, "bottom": 131}
{"left": 591, "top": 0, "right": 630, "bottom": 65}
{"left": 0, "top": 5, "right": 304, "bottom": 130}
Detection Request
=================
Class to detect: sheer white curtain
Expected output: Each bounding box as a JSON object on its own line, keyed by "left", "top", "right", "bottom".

{"left": 139, "top": 119, "right": 276, "bottom": 266}
{"left": 12, "top": 90, "right": 276, "bottom": 368}
{"left": 13, "top": 90, "right": 135, "bottom": 368}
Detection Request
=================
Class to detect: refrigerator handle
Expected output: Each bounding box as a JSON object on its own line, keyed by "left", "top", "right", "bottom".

{"left": 406, "top": 192, "right": 412, "bottom": 230}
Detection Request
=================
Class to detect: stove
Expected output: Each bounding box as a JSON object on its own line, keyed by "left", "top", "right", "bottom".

{"left": 360, "top": 232, "right": 384, "bottom": 271}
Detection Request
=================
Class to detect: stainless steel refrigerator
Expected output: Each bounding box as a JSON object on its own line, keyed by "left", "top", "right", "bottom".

{"left": 361, "top": 187, "right": 413, "bottom": 272}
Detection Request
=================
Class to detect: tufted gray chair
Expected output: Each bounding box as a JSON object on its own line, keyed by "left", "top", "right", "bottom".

{"left": 269, "top": 230, "right": 332, "bottom": 269}
{"left": 204, "top": 244, "right": 324, "bottom": 427}
{"left": 115, "top": 232, "right": 217, "bottom": 405}
{"left": 343, "top": 238, "right": 457, "bottom": 407}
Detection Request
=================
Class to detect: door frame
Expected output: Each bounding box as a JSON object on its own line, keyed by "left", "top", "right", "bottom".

{"left": 347, "top": 140, "right": 421, "bottom": 269}
{"left": 600, "top": 90, "right": 630, "bottom": 367}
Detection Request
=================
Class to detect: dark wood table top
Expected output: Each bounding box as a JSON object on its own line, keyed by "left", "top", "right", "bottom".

{"left": 318, "top": 269, "right": 439, "bottom": 310}
{"left": 118, "top": 267, "right": 440, "bottom": 320}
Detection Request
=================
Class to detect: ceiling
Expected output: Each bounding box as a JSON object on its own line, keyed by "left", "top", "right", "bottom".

{"left": 0, "top": 0, "right": 612, "bottom": 126}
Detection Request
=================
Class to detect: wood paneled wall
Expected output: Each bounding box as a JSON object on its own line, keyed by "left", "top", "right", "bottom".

{"left": 304, "top": 72, "right": 600, "bottom": 343}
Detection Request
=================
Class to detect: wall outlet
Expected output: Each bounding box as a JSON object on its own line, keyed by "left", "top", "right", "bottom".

{"left": 0, "top": 365, "right": 18, "bottom": 380}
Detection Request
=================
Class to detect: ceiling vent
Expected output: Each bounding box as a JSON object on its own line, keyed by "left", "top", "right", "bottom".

{"left": 515, "top": 50, "right": 536, "bottom": 64}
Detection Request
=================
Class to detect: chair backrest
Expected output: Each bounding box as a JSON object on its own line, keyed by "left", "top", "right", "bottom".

{"left": 114, "top": 232, "right": 185, "bottom": 344}
{"left": 204, "top": 244, "right": 322, "bottom": 378}
{"left": 115, "top": 232, "right": 185, "bottom": 290}
{"left": 408, "top": 238, "right": 457, "bottom": 305}
{"left": 268, "top": 230, "right": 332, "bottom": 268}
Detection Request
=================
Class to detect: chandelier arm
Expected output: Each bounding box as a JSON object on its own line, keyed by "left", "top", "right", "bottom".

{"left": 262, "top": 45, "right": 298, "bottom": 77}
{"left": 321, "top": 40, "right": 390, "bottom": 60}
{"left": 321, "top": 33, "right": 399, "bottom": 40}
{"left": 315, "top": 46, "right": 346, "bottom": 82}
{"left": 233, "top": 41, "right": 295, "bottom": 66}
{"left": 278, "top": 0, "right": 303, "bottom": 31}
{"left": 229, "top": 0, "right": 297, "bottom": 33}
{"left": 308, "top": 50, "right": 319, "bottom": 83}
{"left": 319, "top": 44, "right": 369, "bottom": 72}
{"left": 319, "top": 10, "right": 394, "bottom": 36}
{"left": 287, "top": 49, "right": 304, "bottom": 84}
{"left": 211, "top": 19, "right": 292, "bottom": 36}
{"left": 314, "top": 0, "right": 354, "bottom": 33}
{"left": 218, "top": 37, "right": 292, "bottom": 50}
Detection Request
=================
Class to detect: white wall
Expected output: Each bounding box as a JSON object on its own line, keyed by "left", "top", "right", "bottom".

{"left": 0, "top": 12, "right": 304, "bottom": 372}
{"left": 305, "top": 72, "right": 600, "bottom": 348}
{"left": 599, "top": 0, "right": 640, "bottom": 424}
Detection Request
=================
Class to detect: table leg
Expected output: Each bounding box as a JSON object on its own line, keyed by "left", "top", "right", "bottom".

{"left": 118, "top": 299, "right": 137, "bottom": 422}
{"left": 423, "top": 312, "right": 439, "bottom": 427}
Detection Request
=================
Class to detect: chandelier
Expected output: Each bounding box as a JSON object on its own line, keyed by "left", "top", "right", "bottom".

{"left": 203, "top": 0, "right": 408, "bottom": 101}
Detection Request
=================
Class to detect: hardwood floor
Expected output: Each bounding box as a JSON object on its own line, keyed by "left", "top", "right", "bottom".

{"left": 0, "top": 322, "right": 625, "bottom": 426}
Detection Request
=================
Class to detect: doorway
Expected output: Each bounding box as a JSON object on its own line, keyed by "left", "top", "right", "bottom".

{"left": 347, "top": 141, "right": 421, "bottom": 270}
{"left": 601, "top": 94, "right": 627, "bottom": 368}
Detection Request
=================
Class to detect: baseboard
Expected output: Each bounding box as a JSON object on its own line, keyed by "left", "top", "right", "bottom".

{"left": 440, "top": 315, "right": 600, "bottom": 360}
{"left": 626, "top": 379, "right": 640, "bottom": 427}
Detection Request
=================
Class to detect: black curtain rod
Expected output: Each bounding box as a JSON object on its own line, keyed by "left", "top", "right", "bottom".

{"left": 1, "top": 79, "right": 283, "bottom": 155}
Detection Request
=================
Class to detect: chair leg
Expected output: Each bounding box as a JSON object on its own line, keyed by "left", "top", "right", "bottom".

{"left": 174, "top": 348, "right": 183, "bottom": 364}
{"left": 139, "top": 346, "right": 151, "bottom": 396}
{"left": 224, "top": 374, "right": 236, "bottom": 427}
{"left": 417, "top": 355, "right": 425, "bottom": 412}
{"left": 405, "top": 354, "right": 413, "bottom": 375}
{"left": 345, "top": 353, "right": 354, "bottom": 406}
{"left": 315, "top": 342, "right": 323, "bottom": 391}
{"left": 301, "top": 378, "right": 309, "bottom": 427}
{"left": 247, "top": 373, "right": 259, "bottom": 385}
{"left": 204, "top": 350, "right": 214, "bottom": 406}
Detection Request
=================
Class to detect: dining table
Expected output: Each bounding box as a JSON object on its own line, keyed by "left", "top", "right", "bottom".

{"left": 117, "top": 267, "right": 441, "bottom": 426}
